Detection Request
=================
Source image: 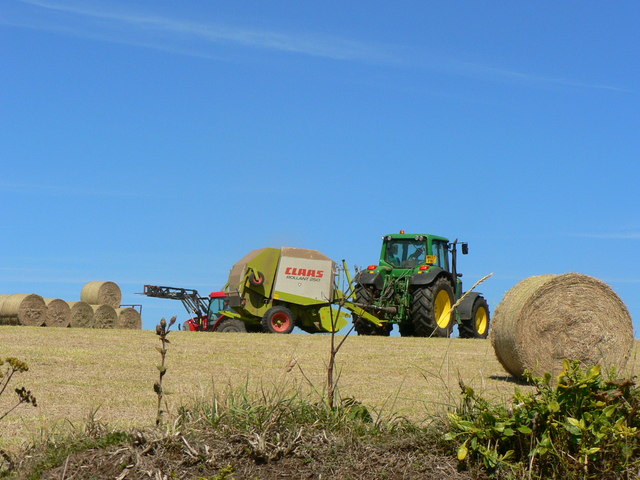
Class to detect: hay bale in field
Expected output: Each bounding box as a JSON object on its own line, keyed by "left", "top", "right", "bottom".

{"left": 490, "top": 273, "right": 634, "bottom": 378}
{"left": 67, "top": 301, "right": 94, "bottom": 328}
{"left": 90, "top": 304, "right": 117, "bottom": 329}
{"left": 0, "top": 294, "right": 47, "bottom": 326}
{"left": 43, "top": 298, "right": 71, "bottom": 328}
{"left": 81, "top": 281, "right": 121, "bottom": 308}
{"left": 0, "top": 295, "right": 16, "bottom": 326}
{"left": 115, "top": 307, "right": 142, "bottom": 329}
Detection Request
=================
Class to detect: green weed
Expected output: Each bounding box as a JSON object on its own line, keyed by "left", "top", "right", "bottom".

{"left": 445, "top": 360, "right": 640, "bottom": 478}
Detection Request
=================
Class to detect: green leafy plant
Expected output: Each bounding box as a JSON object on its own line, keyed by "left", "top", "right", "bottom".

{"left": 154, "top": 316, "right": 176, "bottom": 427}
{"left": 445, "top": 360, "right": 640, "bottom": 478}
{"left": 196, "top": 464, "right": 235, "bottom": 480}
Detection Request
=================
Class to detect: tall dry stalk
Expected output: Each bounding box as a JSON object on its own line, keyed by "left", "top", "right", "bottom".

{"left": 154, "top": 316, "right": 176, "bottom": 427}
{"left": 326, "top": 265, "right": 356, "bottom": 409}
{"left": 327, "top": 309, "right": 356, "bottom": 409}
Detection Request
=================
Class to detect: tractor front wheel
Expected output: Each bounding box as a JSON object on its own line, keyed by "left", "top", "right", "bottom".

{"left": 411, "top": 277, "right": 454, "bottom": 337}
{"left": 262, "top": 306, "right": 295, "bottom": 334}
{"left": 459, "top": 296, "right": 490, "bottom": 339}
{"left": 216, "top": 318, "right": 247, "bottom": 333}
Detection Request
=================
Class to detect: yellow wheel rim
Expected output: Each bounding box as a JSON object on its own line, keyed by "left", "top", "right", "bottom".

{"left": 434, "top": 289, "right": 452, "bottom": 329}
{"left": 475, "top": 306, "right": 488, "bottom": 335}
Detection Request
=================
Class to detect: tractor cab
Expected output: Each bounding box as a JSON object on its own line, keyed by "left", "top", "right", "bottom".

{"left": 383, "top": 238, "right": 426, "bottom": 268}
{"left": 208, "top": 291, "right": 230, "bottom": 320}
{"left": 380, "top": 233, "right": 452, "bottom": 272}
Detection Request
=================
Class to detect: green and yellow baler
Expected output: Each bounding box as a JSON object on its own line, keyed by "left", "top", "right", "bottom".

{"left": 224, "top": 247, "right": 353, "bottom": 333}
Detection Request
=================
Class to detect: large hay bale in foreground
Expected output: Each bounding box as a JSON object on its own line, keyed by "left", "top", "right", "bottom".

{"left": 490, "top": 273, "right": 634, "bottom": 378}
{"left": 90, "top": 305, "right": 117, "bottom": 329}
{"left": 0, "top": 294, "right": 47, "bottom": 326}
{"left": 67, "top": 301, "right": 94, "bottom": 328}
{"left": 115, "top": 307, "right": 142, "bottom": 329}
{"left": 81, "top": 281, "right": 121, "bottom": 308}
{"left": 43, "top": 298, "right": 71, "bottom": 328}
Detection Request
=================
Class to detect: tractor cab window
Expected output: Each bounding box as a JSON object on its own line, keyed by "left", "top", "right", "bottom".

{"left": 432, "top": 241, "right": 449, "bottom": 270}
{"left": 208, "top": 296, "right": 228, "bottom": 319}
{"left": 385, "top": 240, "right": 426, "bottom": 267}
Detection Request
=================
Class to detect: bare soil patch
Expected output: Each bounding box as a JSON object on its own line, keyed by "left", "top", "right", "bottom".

{"left": 21, "top": 428, "right": 487, "bottom": 480}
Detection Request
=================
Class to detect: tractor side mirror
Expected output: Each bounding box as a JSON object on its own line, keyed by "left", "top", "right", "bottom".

{"left": 461, "top": 243, "right": 469, "bottom": 255}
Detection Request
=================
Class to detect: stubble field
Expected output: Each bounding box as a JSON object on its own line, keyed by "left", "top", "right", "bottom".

{"left": 1, "top": 326, "right": 638, "bottom": 453}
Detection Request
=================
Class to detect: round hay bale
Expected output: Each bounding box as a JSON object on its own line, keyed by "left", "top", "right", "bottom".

{"left": 0, "top": 295, "right": 16, "bottom": 326}
{"left": 90, "top": 305, "right": 117, "bottom": 329}
{"left": 0, "top": 295, "right": 9, "bottom": 319}
{"left": 43, "top": 298, "right": 71, "bottom": 328}
{"left": 67, "top": 301, "right": 94, "bottom": 328}
{"left": 490, "top": 273, "right": 634, "bottom": 378}
{"left": 81, "top": 281, "right": 122, "bottom": 308}
{"left": 115, "top": 307, "right": 142, "bottom": 329}
{"left": 0, "top": 294, "right": 46, "bottom": 326}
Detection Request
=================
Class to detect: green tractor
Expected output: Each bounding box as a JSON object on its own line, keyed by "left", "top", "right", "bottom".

{"left": 352, "top": 231, "right": 490, "bottom": 338}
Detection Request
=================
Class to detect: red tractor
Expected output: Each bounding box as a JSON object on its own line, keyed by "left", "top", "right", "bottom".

{"left": 142, "top": 285, "right": 247, "bottom": 332}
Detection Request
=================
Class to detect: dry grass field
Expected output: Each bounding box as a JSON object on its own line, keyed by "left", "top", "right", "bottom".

{"left": 1, "top": 326, "right": 638, "bottom": 453}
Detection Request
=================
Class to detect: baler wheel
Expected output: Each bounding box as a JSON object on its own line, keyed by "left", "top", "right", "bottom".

{"left": 411, "top": 277, "right": 454, "bottom": 337}
{"left": 216, "top": 318, "right": 247, "bottom": 333}
{"left": 459, "top": 296, "right": 490, "bottom": 339}
{"left": 249, "top": 272, "right": 265, "bottom": 287}
{"left": 262, "top": 306, "right": 295, "bottom": 334}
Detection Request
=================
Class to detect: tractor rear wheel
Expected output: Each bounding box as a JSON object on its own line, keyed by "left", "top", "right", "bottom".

{"left": 411, "top": 277, "right": 454, "bottom": 337}
{"left": 216, "top": 318, "right": 247, "bottom": 333}
{"left": 459, "top": 296, "right": 490, "bottom": 339}
{"left": 262, "top": 306, "right": 295, "bottom": 334}
{"left": 352, "top": 285, "right": 390, "bottom": 336}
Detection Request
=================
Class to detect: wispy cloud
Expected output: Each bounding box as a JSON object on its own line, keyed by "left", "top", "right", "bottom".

{"left": 453, "top": 62, "right": 633, "bottom": 93}
{"left": 568, "top": 232, "right": 640, "bottom": 240}
{"left": 14, "top": 0, "right": 397, "bottom": 63}
{"left": 6, "top": 0, "right": 630, "bottom": 92}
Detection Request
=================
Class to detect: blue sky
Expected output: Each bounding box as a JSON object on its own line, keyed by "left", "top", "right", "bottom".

{"left": 1, "top": 1, "right": 638, "bottom": 335}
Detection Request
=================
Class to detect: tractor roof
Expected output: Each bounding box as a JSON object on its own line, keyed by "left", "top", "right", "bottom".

{"left": 383, "top": 233, "right": 450, "bottom": 243}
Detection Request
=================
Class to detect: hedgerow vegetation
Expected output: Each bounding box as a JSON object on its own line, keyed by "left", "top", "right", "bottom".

{"left": 446, "top": 360, "right": 640, "bottom": 479}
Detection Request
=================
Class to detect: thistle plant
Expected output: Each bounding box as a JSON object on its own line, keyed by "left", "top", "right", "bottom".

{"left": 154, "top": 316, "right": 176, "bottom": 427}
